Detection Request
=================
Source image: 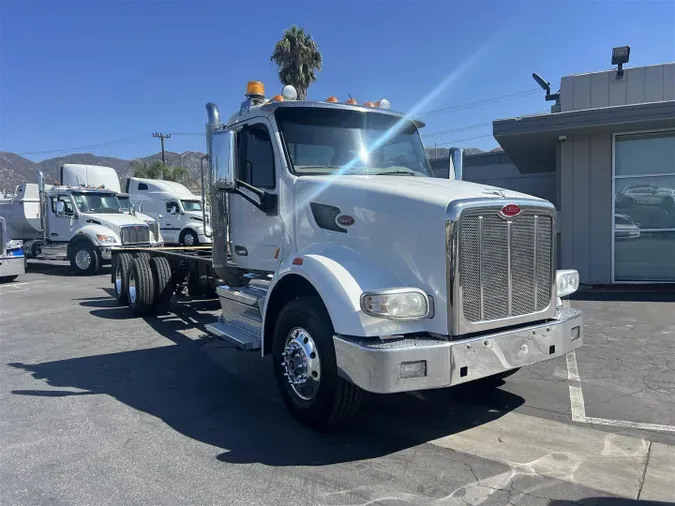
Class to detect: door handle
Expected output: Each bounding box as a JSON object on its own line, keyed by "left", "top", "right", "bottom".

{"left": 234, "top": 245, "right": 248, "bottom": 256}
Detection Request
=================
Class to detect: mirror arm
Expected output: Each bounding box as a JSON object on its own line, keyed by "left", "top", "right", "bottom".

{"left": 233, "top": 182, "right": 278, "bottom": 215}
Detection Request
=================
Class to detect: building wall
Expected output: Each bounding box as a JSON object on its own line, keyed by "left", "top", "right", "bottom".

{"left": 559, "top": 63, "right": 675, "bottom": 112}
{"left": 431, "top": 152, "right": 557, "bottom": 205}
{"left": 559, "top": 134, "right": 613, "bottom": 284}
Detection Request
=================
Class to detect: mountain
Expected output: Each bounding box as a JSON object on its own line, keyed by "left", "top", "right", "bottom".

{"left": 0, "top": 151, "right": 208, "bottom": 194}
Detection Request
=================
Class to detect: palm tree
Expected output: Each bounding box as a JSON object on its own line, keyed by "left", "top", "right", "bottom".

{"left": 131, "top": 160, "right": 188, "bottom": 182}
{"left": 270, "top": 26, "right": 322, "bottom": 100}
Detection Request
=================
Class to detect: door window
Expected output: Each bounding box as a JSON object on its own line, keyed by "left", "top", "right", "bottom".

{"left": 237, "top": 124, "right": 275, "bottom": 189}
{"left": 166, "top": 201, "right": 179, "bottom": 214}
{"left": 51, "top": 195, "right": 75, "bottom": 216}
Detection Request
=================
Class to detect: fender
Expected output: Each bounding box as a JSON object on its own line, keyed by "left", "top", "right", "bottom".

{"left": 262, "top": 245, "right": 436, "bottom": 355}
{"left": 70, "top": 224, "right": 120, "bottom": 251}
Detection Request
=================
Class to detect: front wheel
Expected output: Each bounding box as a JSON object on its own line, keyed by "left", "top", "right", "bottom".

{"left": 69, "top": 241, "right": 100, "bottom": 275}
{"left": 179, "top": 229, "right": 199, "bottom": 246}
{"left": 272, "top": 296, "right": 363, "bottom": 429}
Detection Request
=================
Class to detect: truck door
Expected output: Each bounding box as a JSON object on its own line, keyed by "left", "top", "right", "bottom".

{"left": 229, "top": 119, "right": 282, "bottom": 272}
{"left": 49, "top": 194, "right": 78, "bottom": 242}
{"left": 162, "top": 200, "right": 181, "bottom": 243}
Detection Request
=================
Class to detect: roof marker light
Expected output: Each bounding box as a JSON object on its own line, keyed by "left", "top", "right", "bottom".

{"left": 345, "top": 98, "right": 357, "bottom": 105}
{"left": 270, "top": 95, "right": 284, "bottom": 102}
{"left": 326, "top": 96, "right": 338, "bottom": 103}
{"left": 363, "top": 101, "right": 375, "bottom": 107}
{"left": 378, "top": 99, "right": 391, "bottom": 110}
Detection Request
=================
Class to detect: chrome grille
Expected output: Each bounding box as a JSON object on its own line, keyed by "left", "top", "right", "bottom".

{"left": 121, "top": 225, "right": 150, "bottom": 245}
{"left": 459, "top": 212, "right": 553, "bottom": 324}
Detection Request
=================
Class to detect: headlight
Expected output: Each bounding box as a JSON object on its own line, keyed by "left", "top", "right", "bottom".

{"left": 360, "top": 289, "right": 432, "bottom": 320}
{"left": 96, "top": 234, "right": 118, "bottom": 244}
{"left": 556, "top": 269, "right": 579, "bottom": 297}
{"left": 6, "top": 240, "right": 23, "bottom": 250}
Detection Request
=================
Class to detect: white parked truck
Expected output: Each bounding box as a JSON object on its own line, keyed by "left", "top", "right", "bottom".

{"left": 126, "top": 177, "right": 212, "bottom": 246}
{"left": 0, "top": 172, "right": 163, "bottom": 275}
{"left": 110, "top": 81, "right": 583, "bottom": 428}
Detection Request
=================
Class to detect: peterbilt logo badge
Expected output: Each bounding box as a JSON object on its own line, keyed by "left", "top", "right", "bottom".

{"left": 499, "top": 204, "right": 521, "bottom": 218}
{"left": 336, "top": 215, "right": 355, "bottom": 227}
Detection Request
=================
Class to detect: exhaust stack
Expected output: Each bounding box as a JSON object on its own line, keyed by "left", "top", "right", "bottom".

{"left": 37, "top": 170, "right": 48, "bottom": 242}
{"left": 448, "top": 147, "right": 464, "bottom": 181}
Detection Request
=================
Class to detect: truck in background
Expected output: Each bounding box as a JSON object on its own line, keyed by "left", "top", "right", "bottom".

{"left": 0, "top": 172, "right": 163, "bottom": 275}
{"left": 110, "top": 81, "right": 583, "bottom": 429}
{"left": 126, "top": 177, "right": 211, "bottom": 246}
{"left": 0, "top": 216, "right": 26, "bottom": 282}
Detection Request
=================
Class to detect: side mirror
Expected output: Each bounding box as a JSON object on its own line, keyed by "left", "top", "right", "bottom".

{"left": 212, "top": 129, "right": 236, "bottom": 191}
{"left": 55, "top": 200, "right": 65, "bottom": 217}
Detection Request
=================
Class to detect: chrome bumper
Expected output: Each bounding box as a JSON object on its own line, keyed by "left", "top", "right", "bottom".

{"left": 0, "top": 256, "right": 26, "bottom": 278}
{"left": 334, "top": 307, "right": 583, "bottom": 394}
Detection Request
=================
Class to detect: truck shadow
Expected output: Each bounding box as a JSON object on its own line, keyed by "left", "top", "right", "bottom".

{"left": 9, "top": 298, "right": 525, "bottom": 468}
{"left": 26, "top": 260, "right": 112, "bottom": 278}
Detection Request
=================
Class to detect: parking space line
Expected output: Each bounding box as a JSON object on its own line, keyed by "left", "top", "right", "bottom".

{"left": 566, "top": 349, "right": 675, "bottom": 433}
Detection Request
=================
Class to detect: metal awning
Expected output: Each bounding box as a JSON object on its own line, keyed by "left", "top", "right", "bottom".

{"left": 493, "top": 101, "right": 675, "bottom": 172}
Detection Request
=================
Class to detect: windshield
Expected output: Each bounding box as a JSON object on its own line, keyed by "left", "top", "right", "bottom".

{"left": 275, "top": 107, "right": 432, "bottom": 177}
{"left": 72, "top": 192, "right": 122, "bottom": 214}
{"left": 181, "top": 200, "right": 202, "bottom": 212}
{"left": 117, "top": 196, "right": 131, "bottom": 211}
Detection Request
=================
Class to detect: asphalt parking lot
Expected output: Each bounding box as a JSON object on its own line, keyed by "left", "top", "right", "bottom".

{"left": 1, "top": 261, "right": 674, "bottom": 506}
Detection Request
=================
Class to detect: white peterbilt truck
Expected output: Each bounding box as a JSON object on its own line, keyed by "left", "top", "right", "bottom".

{"left": 111, "top": 81, "right": 584, "bottom": 428}
{"left": 0, "top": 172, "right": 163, "bottom": 275}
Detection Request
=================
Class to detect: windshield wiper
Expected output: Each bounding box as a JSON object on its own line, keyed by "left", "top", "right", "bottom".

{"left": 372, "top": 169, "right": 425, "bottom": 176}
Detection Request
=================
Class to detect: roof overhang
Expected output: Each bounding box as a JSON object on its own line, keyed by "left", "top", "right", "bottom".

{"left": 493, "top": 101, "right": 675, "bottom": 173}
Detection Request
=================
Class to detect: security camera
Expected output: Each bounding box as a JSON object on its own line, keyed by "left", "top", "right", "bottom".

{"left": 558, "top": 135, "right": 567, "bottom": 142}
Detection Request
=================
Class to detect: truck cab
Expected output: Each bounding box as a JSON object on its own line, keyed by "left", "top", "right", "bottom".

{"left": 126, "top": 177, "right": 211, "bottom": 246}
{"left": 198, "top": 81, "right": 584, "bottom": 428}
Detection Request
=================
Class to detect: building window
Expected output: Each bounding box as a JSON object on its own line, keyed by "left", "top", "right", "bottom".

{"left": 614, "top": 130, "right": 675, "bottom": 282}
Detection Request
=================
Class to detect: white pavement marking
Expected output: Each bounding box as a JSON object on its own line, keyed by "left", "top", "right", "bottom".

{"left": 566, "top": 340, "right": 675, "bottom": 433}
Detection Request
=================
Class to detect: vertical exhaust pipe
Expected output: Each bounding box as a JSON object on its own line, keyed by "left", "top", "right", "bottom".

{"left": 37, "top": 170, "right": 48, "bottom": 242}
{"left": 448, "top": 147, "right": 464, "bottom": 181}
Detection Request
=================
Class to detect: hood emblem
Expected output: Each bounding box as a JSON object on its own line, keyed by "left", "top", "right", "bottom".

{"left": 499, "top": 204, "right": 522, "bottom": 219}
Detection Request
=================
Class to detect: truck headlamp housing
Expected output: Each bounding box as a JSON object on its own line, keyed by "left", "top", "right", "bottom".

{"left": 556, "top": 269, "right": 579, "bottom": 297}
{"left": 96, "top": 234, "right": 118, "bottom": 245}
{"left": 360, "top": 289, "right": 432, "bottom": 320}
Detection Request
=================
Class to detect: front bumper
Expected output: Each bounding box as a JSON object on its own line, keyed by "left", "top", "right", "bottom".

{"left": 334, "top": 307, "right": 583, "bottom": 394}
{"left": 197, "top": 233, "right": 212, "bottom": 244}
{"left": 0, "top": 255, "right": 26, "bottom": 278}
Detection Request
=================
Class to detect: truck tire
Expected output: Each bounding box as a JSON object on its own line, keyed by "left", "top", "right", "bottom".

{"left": 134, "top": 252, "right": 152, "bottom": 262}
{"left": 179, "top": 229, "right": 199, "bottom": 246}
{"left": 127, "top": 257, "right": 155, "bottom": 317}
{"left": 273, "top": 296, "right": 363, "bottom": 429}
{"left": 150, "top": 256, "right": 173, "bottom": 314}
{"left": 113, "top": 253, "right": 133, "bottom": 305}
{"left": 69, "top": 241, "right": 100, "bottom": 276}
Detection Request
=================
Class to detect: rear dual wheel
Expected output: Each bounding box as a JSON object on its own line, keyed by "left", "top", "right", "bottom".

{"left": 115, "top": 254, "right": 173, "bottom": 316}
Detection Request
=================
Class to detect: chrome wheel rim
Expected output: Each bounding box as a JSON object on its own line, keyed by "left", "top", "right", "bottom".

{"left": 184, "top": 233, "right": 195, "bottom": 246}
{"left": 128, "top": 269, "right": 137, "bottom": 304}
{"left": 75, "top": 249, "right": 91, "bottom": 270}
{"left": 115, "top": 263, "right": 123, "bottom": 294}
{"left": 281, "top": 327, "right": 321, "bottom": 401}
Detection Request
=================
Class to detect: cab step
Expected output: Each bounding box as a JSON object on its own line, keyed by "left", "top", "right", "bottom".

{"left": 205, "top": 283, "right": 269, "bottom": 351}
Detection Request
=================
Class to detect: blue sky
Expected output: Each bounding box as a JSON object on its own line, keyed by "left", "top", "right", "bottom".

{"left": 1, "top": 0, "right": 673, "bottom": 162}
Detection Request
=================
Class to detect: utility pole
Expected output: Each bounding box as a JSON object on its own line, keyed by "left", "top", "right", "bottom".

{"left": 153, "top": 132, "right": 172, "bottom": 165}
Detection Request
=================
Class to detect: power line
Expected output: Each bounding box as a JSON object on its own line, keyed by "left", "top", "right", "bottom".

{"left": 18, "top": 135, "right": 151, "bottom": 156}
{"left": 417, "top": 88, "right": 540, "bottom": 117}
{"left": 421, "top": 121, "right": 491, "bottom": 138}
{"left": 431, "top": 134, "right": 495, "bottom": 147}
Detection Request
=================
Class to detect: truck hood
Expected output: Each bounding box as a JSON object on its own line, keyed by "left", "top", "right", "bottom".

{"left": 295, "top": 175, "right": 545, "bottom": 207}
{"left": 81, "top": 213, "right": 151, "bottom": 229}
